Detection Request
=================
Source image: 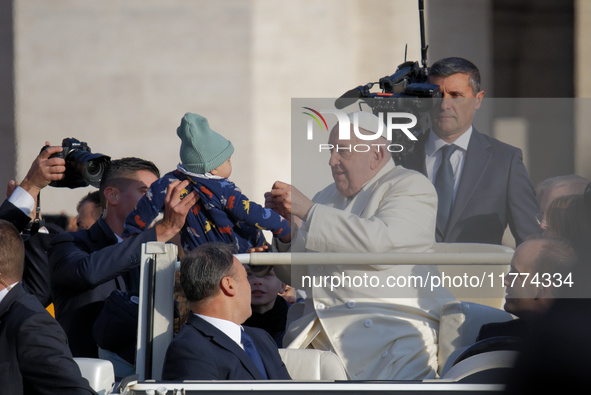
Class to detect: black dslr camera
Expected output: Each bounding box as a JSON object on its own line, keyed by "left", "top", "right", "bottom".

{"left": 43, "top": 138, "right": 111, "bottom": 188}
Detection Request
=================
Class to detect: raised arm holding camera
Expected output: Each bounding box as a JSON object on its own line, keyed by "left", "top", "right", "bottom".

{"left": 1, "top": 142, "right": 65, "bottom": 231}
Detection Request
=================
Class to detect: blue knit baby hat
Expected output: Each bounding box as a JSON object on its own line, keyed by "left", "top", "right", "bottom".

{"left": 177, "top": 113, "right": 234, "bottom": 174}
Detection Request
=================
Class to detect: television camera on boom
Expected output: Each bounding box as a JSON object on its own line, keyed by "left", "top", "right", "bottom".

{"left": 334, "top": 0, "right": 440, "bottom": 162}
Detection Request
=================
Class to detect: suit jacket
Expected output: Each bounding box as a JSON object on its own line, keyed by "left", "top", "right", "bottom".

{"left": 402, "top": 128, "right": 541, "bottom": 245}
{"left": 49, "top": 217, "right": 158, "bottom": 357}
{"left": 0, "top": 199, "right": 59, "bottom": 307}
{"left": 22, "top": 223, "right": 64, "bottom": 307}
{"left": 0, "top": 284, "right": 96, "bottom": 395}
{"left": 0, "top": 199, "right": 32, "bottom": 232}
{"left": 278, "top": 161, "right": 454, "bottom": 380}
{"left": 162, "top": 314, "right": 291, "bottom": 381}
{"left": 476, "top": 318, "right": 529, "bottom": 342}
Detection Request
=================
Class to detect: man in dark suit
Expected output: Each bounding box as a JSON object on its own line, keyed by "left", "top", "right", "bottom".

{"left": 49, "top": 158, "right": 198, "bottom": 359}
{"left": 0, "top": 219, "right": 96, "bottom": 395}
{"left": 162, "top": 242, "right": 291, "bottom": 381}
{"left": 402, "top": 57, "right": 540, "bottom": 245}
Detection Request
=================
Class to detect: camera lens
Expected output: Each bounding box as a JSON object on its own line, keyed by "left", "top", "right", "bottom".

{"left": 86, "top": 160, "right": 101, "bottom": 177}
{"left": 84, "top": 157, "right": 110, "bottom": 188}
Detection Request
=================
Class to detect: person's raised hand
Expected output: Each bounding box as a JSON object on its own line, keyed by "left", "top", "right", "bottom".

{"left": 266, "top": 181, "right": 291, "bottom": 219}
{"left": 155, "top": 179, "right": 199, "bottom": 242}
{"left": 6, "top": 180, "right": 18, "bottom": 200}
{"left": 246, "top": 245, "right": 269, "bottom": 253}
{"left": 268, "top": 181, "right": 313, "bottom": 221}
{"left": 19, "top": 142, "right": 65, "bottom": 198}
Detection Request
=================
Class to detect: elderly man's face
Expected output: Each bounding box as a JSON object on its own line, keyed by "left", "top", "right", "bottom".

{"left": 328, "top": 125, "right": 381, "bottom": 197}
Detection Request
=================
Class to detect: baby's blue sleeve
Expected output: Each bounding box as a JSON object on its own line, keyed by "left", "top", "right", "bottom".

{"left": 224, "top": 186, "right": 291, "bottom": 238}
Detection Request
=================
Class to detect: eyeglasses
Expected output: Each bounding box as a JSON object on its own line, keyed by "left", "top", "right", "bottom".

{"left": 535, "top": 213, "right": 545, "bottom": 226}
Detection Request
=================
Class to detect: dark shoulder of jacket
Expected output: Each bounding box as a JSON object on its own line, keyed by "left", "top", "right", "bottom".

{"left": 52, "top": 217, "right": 116, "bottom": 250}
{"left": 474, "top": 129, "right": 520, "bottom": 155}
{"left": 4, "top": 284, "right": 47, "bottom": 317}
{"left": 244, "top": 325, "right": 278, "bottom": 346}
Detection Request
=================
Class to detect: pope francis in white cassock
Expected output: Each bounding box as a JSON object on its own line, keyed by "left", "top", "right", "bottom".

{"left": 268, "top": 111, "right": 454, "bottom": 380}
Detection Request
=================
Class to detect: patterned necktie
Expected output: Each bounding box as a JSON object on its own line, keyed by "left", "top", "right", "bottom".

{"left": 434, "top": 144, "right": 458, "bottom": 233}
{"left": 241, "top": 330, "right": 268, "bottom": 379}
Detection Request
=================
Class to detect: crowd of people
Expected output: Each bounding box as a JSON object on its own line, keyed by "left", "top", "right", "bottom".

{"left": 1, "top": 56, "right": 590, "bottom": 392}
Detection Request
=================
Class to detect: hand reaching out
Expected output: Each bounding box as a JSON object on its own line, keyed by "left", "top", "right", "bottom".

{"left": 6, "top": 180, "right": 18, "bottom": 200}
{"left": 155, "top": 179, "right": 199, "bottom": 242}
{"left": 266, "top": 181, "right": 313, "bottom": 221}
{"left": 18, "top": 142, "right": 66, "bottom": 198}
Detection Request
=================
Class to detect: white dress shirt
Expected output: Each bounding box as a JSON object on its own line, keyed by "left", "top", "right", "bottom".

{"left": 196, "top": 313, "right": 245, "bottom": 350}
{"left": 424, "top": 127, "right": 472, "bottom": 205}
{"left": 7, "top": 186, "right": 35, "bottom": 217}
{"left": 0, "top": 281, "right": 19, "bottom": 305}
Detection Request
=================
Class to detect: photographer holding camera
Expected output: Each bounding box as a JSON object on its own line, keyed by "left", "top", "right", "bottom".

{"left": 1, "top": 142, "right": 66, "bottom": 227}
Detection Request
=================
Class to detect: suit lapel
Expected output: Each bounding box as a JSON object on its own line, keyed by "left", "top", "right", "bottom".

{"left": 89, "top": 217, "right": 119, "bottom": 246}
{"left": 444, "top": 130, "right": 492, "bottom": 238}
{"left": 91, "top": 218, "right": 127, "bottom": 290}
{"left": 188, "top": 315, "right": 266, "bottom": 380}
{"left": 0, "top": 284, "right": 25, "bottom": 325}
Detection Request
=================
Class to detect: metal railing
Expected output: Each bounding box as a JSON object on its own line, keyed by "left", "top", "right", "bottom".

{"left": 135, "top": 242, "right": 514, "bottom": 382}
